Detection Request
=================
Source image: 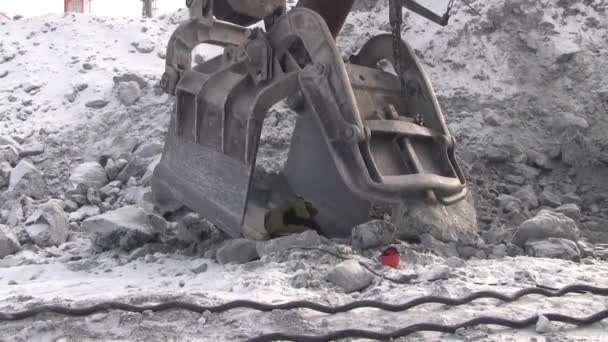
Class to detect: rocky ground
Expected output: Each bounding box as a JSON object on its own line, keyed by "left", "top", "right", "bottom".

{"left": 1, "top": 0, "right": 608, "bottom": 341}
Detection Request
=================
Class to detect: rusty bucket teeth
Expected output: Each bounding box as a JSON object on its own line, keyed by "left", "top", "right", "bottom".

{"left": 152, "top": 1, "right": 467, "bottom": 239}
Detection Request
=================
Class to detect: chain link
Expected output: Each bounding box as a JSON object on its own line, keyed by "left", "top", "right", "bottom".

{"left": 390, "top": 0, "right": 456, "bottom": 98}
{"left": 447, "top": 0, "right": 455, "bottom": 12}
{"left": 389, "top": 0, "right": 407, "bottom": 101}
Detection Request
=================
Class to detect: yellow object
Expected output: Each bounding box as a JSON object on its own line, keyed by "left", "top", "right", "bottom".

{"left": 264, "top": 197, "right": 320, "bottom": 238}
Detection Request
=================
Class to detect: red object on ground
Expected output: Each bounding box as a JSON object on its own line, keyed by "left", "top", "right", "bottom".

{"left": 64, "top": 0, "right": 92, "bottom": 14}
{"left": 379, "top": 246, "right": 400, "bottom": 268}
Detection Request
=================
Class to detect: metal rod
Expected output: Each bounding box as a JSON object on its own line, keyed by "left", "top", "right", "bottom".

{"left": 400, "top": 0, "right": 450, "bottom": 26}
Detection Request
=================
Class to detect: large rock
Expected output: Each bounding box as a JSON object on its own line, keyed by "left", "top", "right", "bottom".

{"left": 0, "top": 145, "right": 19, "bottom": 165}
{"left": 393, "top": 193, "right": 479, "bottom": 244}
{"left": 0, "top": 161, "right": 11, "bottom": 187}
{"left": 116, "top": 157, "right": 148, "bottom": 182}
{"left": 352, "top": 0, "right": 378, "bottom": 11}
{"left": 65, "top": 91, "right": 78, "bottom": 103}
{"left": 512, "top": 163, "right": 541, "bottom": 180}
{"left": 512, "top": 210, "right": 580, "bottom": 246}
{"left": 98, "top": 136, "right": 139, "bottom": 162}
{"left": 68, "top": 205, "right": 101, "bottom": 222}
{"left": 594, "top": 245, "right": 608, "bottom": 260}
{"left": 23, "top": 83, "right": 42, "bottom": 94}
{"left": 485, "top": 146, "right": 510, "bottom": 163}
{"left": 525, "top": 238, "right": 580, "bottom": 261}
{"left": 69, "top": 162, "right": 108, "bottom": 192}
{"left": 444, "top": 256, "right": 466, "bottom": 268}
{"left": 457, "top": 244, "right": 485, "bottom": 260}
{"left": 83, "top": 206, "right": 155, "bottom": 251}
{"left": 132, "top": 40, "right": 155, "bottom": 53}
{"left": 482, "top": 223, "right": 510, "bottom": 245}
{"left": 560, "top": 133, "right": 589, "bottom": 166}
{"left": 513, "top": 185, "right": 539, "bottom": 209}
{"left": 113, "top": 73, "right": 148, "bottom": 90}
{"left": 100, "top": 180, "right": 122, "bottom": 197}
{"left": 496, "top": 194, "right": 521, "bottom": 212}
{"left": 134, "top": 142, "right": 163, "bottom": 159}
{"left": 539, "top": 190, "right": 562, "bottom": 208}
{"left": 133, "top": 188, "right": 156, "bottom": 213}
{"left": 490, "top": 244, "right": 508, "bottom": 259}
{"left": 536, "top": 314, "right": 554, "bottom": 334}
{"left": 122, "top": 186, "right": 153, "bottom": 211}
{"left": 420, "top": 234, "right": 459, "bottom": 258}
{"left": 24, "top": 202, "right": 69, "bottom": 247}
{"left": 5, "top": 200, "right": 23, "bottom": 228}
{"left": 176, "top": 214, "right": 218, "bottom": 245}
{"left": 19, "top": 143, "right": 45, "bottom": 158}
{"left": 105, "top": 158, "right": 128, "bottom": 180}
{"left": 582, "top": 220, "right": 608, "bottom": 244}
{"left": 326, "top": 260, "right": 372, "bottom": 293}
{"left": 117, "top": 81, "right": 142, "bottom": 106}
{"left": 85, "top": 100, "right": 110, "bottom": 109}
{"left": 9, "top": 160, "right": 47, "bottom": 199}
{"left": 141, "top": 156, "right": 161, "bottom": 185}
{"left": 350, "top": 220, "right": 395, "bottom": 250}
{"left": 527, "top": 150, "right": 554, "bottom": 170}
{"left": 554, "top": 203, "right": 581, "bottom": 221}
{"left": 577, "top": 240, "right": 594, "bottom": 258}
{"left": 128, "top": 243, "right": 175, "bottom": 261}
{"left": 87, "top": 188, "right": 102, "bottom": 205}
{"left": 0, "top": 135, "right": 23, "bottom": 153}
{"left": 216, "top": 239, "right": 259, "bottom": 264}
{"left": 256, "top": 230, "right": 321, "bottom": 256}
{"left": 552, "top": 113, "right": 588, "bottom": 132}
{"left": 422, "top": 265, "right": 451, "bottom": 281}
{"left": 561, "top": 193, "right": 582, "bottom": 205}
{"left": 0, "top": 224, "right": 20, "bottom": 258}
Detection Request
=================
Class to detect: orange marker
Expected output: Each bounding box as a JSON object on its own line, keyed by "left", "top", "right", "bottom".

{"left": 380, "top": 246, "right": 400, "bottom": 268}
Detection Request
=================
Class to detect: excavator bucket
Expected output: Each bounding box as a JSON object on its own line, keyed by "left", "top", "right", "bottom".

{"left": 152, "top": 0, "right": 467, "bottom": 239}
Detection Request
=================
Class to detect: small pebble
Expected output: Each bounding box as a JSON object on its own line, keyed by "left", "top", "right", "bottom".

{"left": 444, "top": 256, "right": 466, "bottom": 268}
{"left": 191, "top": 263, "right": 208, "bottom": 274}
{"left": 535, "top": 314, "right": 553, "bottom": 333}
{"left": 88, "top": 312, "right": 108, "bottom": 323}
{"left": 422, "top": 265, "right": 451, "bottom": 281}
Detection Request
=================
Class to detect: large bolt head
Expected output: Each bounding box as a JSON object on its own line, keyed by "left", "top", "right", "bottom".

{"left": 343, "top": 126, "right": 355, "bottom": 140}
{"left": 313, "top": 63, "right": 328, "bottom": 76}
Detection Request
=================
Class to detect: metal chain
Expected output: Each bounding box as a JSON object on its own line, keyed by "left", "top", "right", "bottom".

{"left": 443, "top": 0, "right": 456, "bottom": 23}
{"left": 447, "top": 0, "right": 455, "bottom": 12}
{"left": 460, "top": 0, "right": 482, "bottom": 16}
{"left": 390, "top": 0, "right": 456, "bottom": 102}
{"left": 389, "top": 0, "right": 407, "bottom": 100}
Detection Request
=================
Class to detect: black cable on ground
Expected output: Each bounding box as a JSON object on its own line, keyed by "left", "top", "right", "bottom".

{"left": 0, "top": 284, "right": 606, "bottom": 321}
{"left": 247, "top": 310, "right": 608, "bottom": 342}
